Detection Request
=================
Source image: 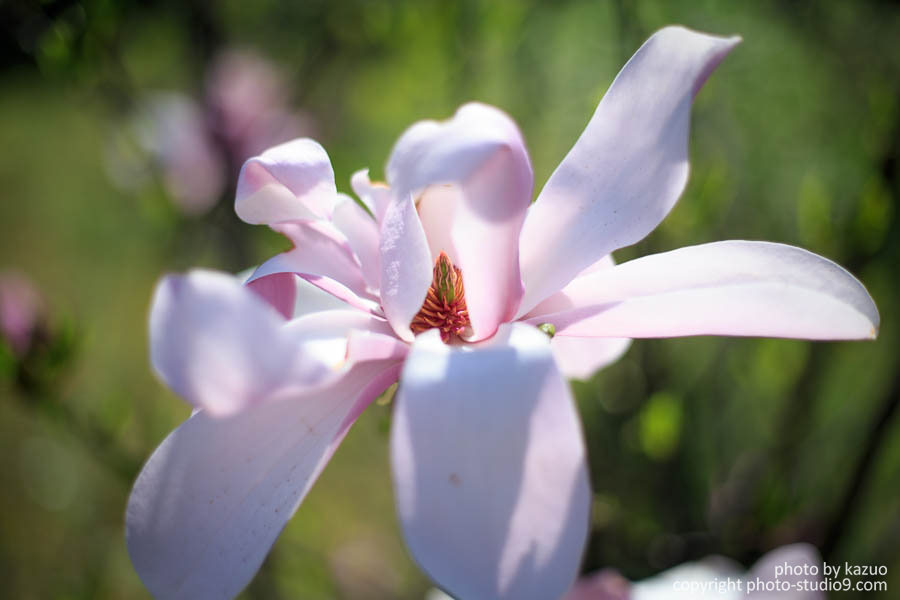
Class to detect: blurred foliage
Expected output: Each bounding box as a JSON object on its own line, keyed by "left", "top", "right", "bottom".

{"left": 1, "top": 0, "right": 899, "bottom": 598}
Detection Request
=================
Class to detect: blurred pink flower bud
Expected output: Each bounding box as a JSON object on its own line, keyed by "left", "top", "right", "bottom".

{"left": 205, "top": 49, "right": 317, "bottom": 161}
{"left": 0, "top": 271, "right": 46, "bottom": 357}
{"left": 134, "top": 93, "right": 226, "bottom": 215}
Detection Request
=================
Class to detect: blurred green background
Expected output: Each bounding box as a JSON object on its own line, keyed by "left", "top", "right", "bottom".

{"left": 1, "top": 0, "right": 898, "bottom": 598}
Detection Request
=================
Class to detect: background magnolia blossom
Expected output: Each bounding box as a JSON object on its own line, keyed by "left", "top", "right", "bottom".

{"left": 104, "top": 49, "right": 317, "bottom": 216}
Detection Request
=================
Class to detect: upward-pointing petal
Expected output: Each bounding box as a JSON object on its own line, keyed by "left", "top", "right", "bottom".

{"left": 386, "top": 103, "right": 534, "bottom": 340}
{"left": 332, "top": 194, "right": 381, "bottom": 292}
{"left": 378, "top": 190, "right": 433, "bottom": 341}
{"left": 518, "top": 26, "right": 741, "bottom": 316}
{"left": 350, "top": 169, "right": 392, "bottom": 223}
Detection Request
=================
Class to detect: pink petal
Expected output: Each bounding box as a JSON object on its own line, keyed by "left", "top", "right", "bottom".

{"left": 577, "top": 254, "right": 616, "bottom": 277}
{"left": 298, "top": 275, "right": 383, "bottom": 316}
{"left": 246, "top": 272, "right": 296, "bottom": 319}
{"left": 530, "top": 254, "right": 630, "bottom": 379}
{"left": 248, "top": 220, "right": 380, "bottom": 315}
{"left": 136, "top": 93, "right": 225, "bottom": 215}
{"left": 350, "top": 169, "right": 391, "bottom": 222}
{"left": 150, "top": 271, "right": 393, "bottom": 416}
{"left": 332, "top": 194, "right": 381, "bottom": 291}
{"left": 415, "top": 183, "right": 461, "bottom": 264}
{"left": 517, "top": 27, "right": 741, "bottom": 316}
{"left": 523, "top": 241, "right": 879, "bottom": 340}
{"left": 248, "top": 271, "right": 365, "bottom": 319}
{"left": 150, "top": 270, "right": 320, "bottom": 415}
{"left": 280, "top": 309, "right": 400, "bottom": 370}
{"left": 0, "top": 270, "right": 45, "bottom": 356}
{"left": 378, "top": 187, "right": 433, "bottom": 341}
{"left": 126, "top": 355, "right": 401, "bottom": 600}
{"left": 520, "top": 253, "right": 615, "bottom": 317}
{"left": 550, "top": 336, "right": 632, "bottom": 380}
{"left": 235, "top": 138, "right": 337, "bottom": 224}
{"left": 386, "top": 103, "right": 534, "bottom": 340}
{"left": 391, "top": 323, "right": 591, "bottom": 600}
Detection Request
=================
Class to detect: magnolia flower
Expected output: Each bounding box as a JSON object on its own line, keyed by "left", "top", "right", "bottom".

{"left": 126, "top": 27, "right": 879, "bottom": 600}
{"left": 565, "top": 544, "right": 825, "bottom": 600}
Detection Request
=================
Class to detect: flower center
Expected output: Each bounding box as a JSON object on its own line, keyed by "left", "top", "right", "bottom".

{"left": 410, "top": 252, "right": 470, "bottom": 343}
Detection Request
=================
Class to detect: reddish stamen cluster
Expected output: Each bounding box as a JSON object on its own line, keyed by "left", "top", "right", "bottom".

{"left": 410, "top": 252, "right": 470, "bottom": 343}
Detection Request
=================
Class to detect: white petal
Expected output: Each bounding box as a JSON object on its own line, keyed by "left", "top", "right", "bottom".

{"left": 150, "top": 271, "right": 396, "bottom": 416}
{"left": 550, "top": 335, "right": 632, "bottom": 380}
{"left": 350, "top": 168, "right": 392, "bottom": 222}
{"left": 332, "top": 194, "right": 381, "bottom": 292}
{"left": 378, "top": 189, "right": 433, "bottom": 341}
{"left": 518, "top": 27, "right": 741, "bottom": 315}
{"left": 150, "top": 270, "right": 327, "bottom": 415}
{"left": 247, "top": 220, "right": 382, "bottom": 315}
{"left": 235, "top": 138, "right": 337, "bottom": 224}
{"left": 523, "top": 241, "right": 879, "bottom": 340}
{"left": 391, "top": 323, "right": 591, "bottom": 600}
{"left": 127, "top": 358, "right": 402, "bottom": 600}
{"left": 386, "top": 103, "right": 534, "bottom": 340}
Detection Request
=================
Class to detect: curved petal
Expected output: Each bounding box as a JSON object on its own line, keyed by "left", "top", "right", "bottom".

{"left": 246, "top": 272, "right": 296, "bottom": 319}
{"left": 391, "top": 323, "right": 591, "bottom": 600}
{"left": 150, "top": 270, "right": 328, "bottom": 415}
{"left": 248, "top": 271, "right": 366, "bottom": 319}
{"left": 235, "top": 138, "right": 337, "bottom": 224}
{"left": 126, "top": 355, "right": 401, "bottom": 600}
{"left": 332, "top": 194, "right": 381, "bottom": 291}
{"left": 550, "top": 336, "right": 632, "bottom": 380}
{"left": 577, "top": 254, "right": 616, "bottom": 277}
{"left": 378, "top": 188, "right": 433, "bottom": 341}
{"left": 415, "top": 183, "right": 462, "bottom": 265}
{"left": 517, "top": 27, "right": 741, "bottom": 316}
{"left": 135, "top": 93, "right": 225, "bottom": 215}
{"left": 528, "top": 254, "right": 630, "bottom": 380}
{"left": 248, "top": 220, "right": 381, "bottom": 315}
{"left": 523, "top": 241, "right": 879, "bottom": 340}
{"left": 280, "top": 309, "right": 401, "bottom": 374}
{"left": 387, "top": 103, "right": 534, "bottom": 340}
{"left": 522, "top": 253, "right": 616, "bottom": 319}
{"left": 350, "top": 169, "right": 391, "bottom": 223}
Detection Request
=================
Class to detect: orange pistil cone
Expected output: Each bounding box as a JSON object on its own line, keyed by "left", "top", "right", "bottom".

{"left": 410, "top": 252, "right": 470, "bottom": 343}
